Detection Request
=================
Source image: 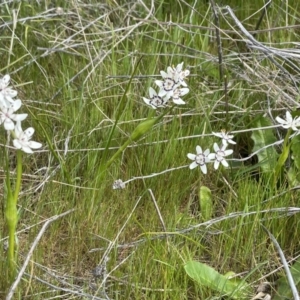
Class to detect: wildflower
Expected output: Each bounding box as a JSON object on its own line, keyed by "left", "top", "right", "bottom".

{"left": 167, "top": 62, "right": 190, "bottom": 87}
{"left": 208, "top": 143, "right": 233, "bottom": 170}
{"left": 155, "top": 69, "right": 180, "bottom": 98}
{"left": 13, "top": 121, "right": 42, "bottom": 153}
{"left": 113, "top": 179, "right": 125, "bottom": 189}
{"left": 171, "top": 87, "right": 189, "bottom": 105}
{"left": 0, "top": 99, "right": 27, "bottom": 130}
{"left": 276, "top": 111, "right": 300, "bottom": 131}
{"left": 187, "top": 145, "right": 211, "bottom": 174}
{"left": 0, "top": 75, "right": 18, "bottom": 106}
{"left": 143, "top": 87, "right": 169, "bottom": 109}
{"left": 213, "top": 130, "right": 236, "bottom": 146}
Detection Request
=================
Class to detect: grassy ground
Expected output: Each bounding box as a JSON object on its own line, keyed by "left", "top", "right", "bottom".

{"left": 1, "top": 0, "right": 300, "bottom": 299}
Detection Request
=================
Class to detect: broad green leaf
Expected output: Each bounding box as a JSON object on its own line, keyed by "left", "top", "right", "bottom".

{"left": 184, "top": 261, "right": 250, "bottom": 299}
{"left": 251, "top": 115, "right": 278, "bottom": 173}
{"left": 274, "top": 257, "right": 300, "bottom": 300}
{"left": 199, "top": 186, "right": 212, "bottom": 221}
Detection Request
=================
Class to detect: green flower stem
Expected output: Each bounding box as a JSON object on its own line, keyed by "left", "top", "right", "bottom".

{"left": 14, "top": 150, "right": 22, "bottom": 205}
{"left": 5, "top": 149, "right": 22, "bottom": 277}
{"left": 274, "top": 128, "right": 292, "bottom": 187}
{"left": 6, "top": 196, "right": 17, "bottom": 272}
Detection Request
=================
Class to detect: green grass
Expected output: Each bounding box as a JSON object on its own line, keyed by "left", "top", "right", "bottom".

{"left": 1, "top": 0, "right": 300, "bottom": 299}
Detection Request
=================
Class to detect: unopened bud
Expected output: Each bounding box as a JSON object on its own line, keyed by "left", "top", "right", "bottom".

{"left": 130, "top": 118, "right": 157, "bottom": 141}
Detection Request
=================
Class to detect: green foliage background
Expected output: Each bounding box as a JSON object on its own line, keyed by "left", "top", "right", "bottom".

{"left": 1, "top": 0, "right": 300, "bottom": 298}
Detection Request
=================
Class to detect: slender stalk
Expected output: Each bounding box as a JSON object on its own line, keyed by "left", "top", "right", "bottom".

{"left": 13, "top": 150, "right": 23, "bottom": 205}
{"left": 6, "top": 195, "right": 17, "bottom": 275}
{"left": 5, "top": 149, "right": 23, "bottom": 279}
{"left": 273, "top": 128, "right": 291, "bottom": 188}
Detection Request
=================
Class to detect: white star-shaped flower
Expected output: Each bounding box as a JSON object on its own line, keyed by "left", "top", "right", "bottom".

{"left": 0, "top": 99, "right": 27, "bottom": 130}
{"left": 155, "top": 69, "right": 180, "bottom": 98}
{"left": 143, "top": 87, "right": 169, "bottom": 109}
{"left": 213, "top": 130, "right": 236, "bottom": 146}
{"left": 276, "top": 111, "right": 300, "bottom": 131}
{"left": 187, "top": 145, "right": 210, "bottom": 174}
{"left": 112, "top": 179, "right": 126, "bottom": 189}
{"left": 0, "top": 74, "right": 18, "bottom": 106}
{"left": 171, "top": 87, "right": 189, "bottom": 105}
{"left": 13, "top": 121, "right": 42, "bottom": 153}
{"left": 167, "top": 62, "right": 190, "bottom": 87}
{"left": 208, "top": 143, "right": 233, "bottom": 170}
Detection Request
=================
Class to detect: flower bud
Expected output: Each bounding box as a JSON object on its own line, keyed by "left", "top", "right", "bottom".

{"left": 130, "top": 118, "right": 158, "bottom": 141}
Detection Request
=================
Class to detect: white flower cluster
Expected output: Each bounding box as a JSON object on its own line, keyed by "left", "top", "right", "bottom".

{"left": 187, "top": 131, "right": 235, "bottom": 174}
{"left": 143, "top": 62, "right": 190, "bottom": 109}
{"left": 0, "top": 75, "right": 42, "bottom": 153}
{"left": 187, "top": 111, "right": 300, "bottom": 175}
{"left": 112, "top": 179, "right": 126, "bottom": 190}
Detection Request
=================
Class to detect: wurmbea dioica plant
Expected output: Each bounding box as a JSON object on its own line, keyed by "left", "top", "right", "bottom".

{"left": 143, "top": 63, "right": 236, "bottom": 175}
{"left": 112, "top": 63, "right": 236, "bottom": 189}
{"left": 113, "top": 62, "right": 300, "bottom": 190}
{"left": 187, "top": 131, "right": 235, "bottom": 174}
{"left": 143, "top": 62, "right": 190, "bottom": 109}
{"left": 0, "top": 75, "right": 42, "bottom": 276}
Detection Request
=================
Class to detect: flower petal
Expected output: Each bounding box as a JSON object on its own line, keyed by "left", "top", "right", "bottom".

{"left": 189, "top": 162, "right": 198, "bottom": 169}
{"left": 276, "top": 116, "right": 286, "bottom": 124}
{"left": 143, "top": 97, "right": 150, "bottom": 105}
{"left": 286, "top": 111, "right": 293, "bottom": 123}
{"left": 172, "top": 98, "right": 185, "bottom": 105}
{"left": 200, "top": 164, "right": 207, "bottom": 174}
{"left": 2, "top": 75, "right": 10, "bottom": 86}
{"left": 24, "top": 127, "right": 35, "bottom": 138}
{"left": 213, "top": 143, "right": 219, "bottom": 152}
{"left": 28, "top": 141, "right": 42, "bottom": 149}
{"left": 4, "top": 95, "right": 15, "bottom": 105}
{"left": 214, "top": 160, "right": 220, "bottom": 169}
{"left": 196, "top": 145, "right": 202, "bottom": 154}
{"left": 183, "top": 70, "right": 190, "bottom": 77}
{"left": 179, "top": 88, "right": 189, "bottom": 96}
{"left": 20, "top": 145, "right": 34, "bottom": 154}
{"left": 187, "top": 153, "right": 196, "bottom": 160}
{"left": 149, "top": 87, "right": 156, "bottom": 98}
{"left": 12, "top": 113, "right": 27, "bottom": 122}
{"left": 160, "top": 70, "right": 168, "bottom": 78}
{"left": 208, "top": 153, "right": 216, "bottom": 160}
{"left": 204, "top": 149, "right": 210, "bottom": 156}
{"left": 155, "top": 80, "right": 163, "bottom": 88}
{"left": 221, "top": 159, "right": 229, "bottom": 167}
{"left": 224, "top": 149, "right": 233, "bottom": 156}
{"left": 4, "top": 119, "right": 15, "bottom": 130}
{"left": 12, "top": 99, "right": 22, "bottom": 111}
{"left": 13, "top": 139, "right": 22, "bottom": 149}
